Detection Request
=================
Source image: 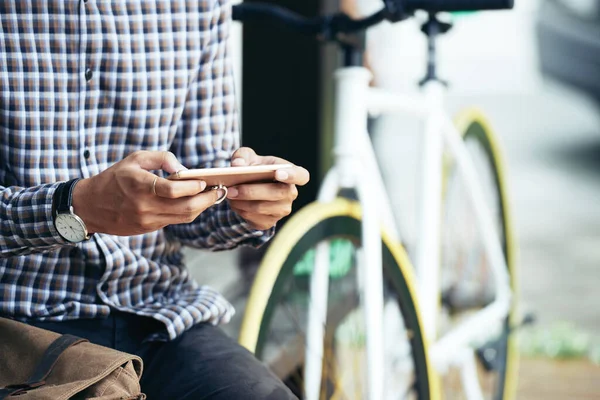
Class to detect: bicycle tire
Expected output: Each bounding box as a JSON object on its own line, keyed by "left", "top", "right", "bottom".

{"left": 439, "top": 108, "right": 519, "bottom": 399}
{"left": 239, "top": 199, "right": 437, "bottom": 399}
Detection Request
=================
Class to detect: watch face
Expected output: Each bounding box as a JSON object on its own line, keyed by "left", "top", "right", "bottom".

{"left": 55, "top": 213, "right": 87, "bottom": 243}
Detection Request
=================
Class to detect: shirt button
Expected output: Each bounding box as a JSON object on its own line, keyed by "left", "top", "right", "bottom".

{"left": 83, "top": 149, "right": 91, "bottom": 159}
{"left": 85, "top": 68, "right": 93, "bottom": 81}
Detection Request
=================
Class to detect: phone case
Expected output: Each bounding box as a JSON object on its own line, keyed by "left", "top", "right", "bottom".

{"left": 167, "top": 164, "right": 293, "bottom": 188}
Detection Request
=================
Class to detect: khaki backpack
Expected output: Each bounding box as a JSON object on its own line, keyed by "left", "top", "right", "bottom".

{"left": 0, "top": 317, "right": 145, "bottom": 400}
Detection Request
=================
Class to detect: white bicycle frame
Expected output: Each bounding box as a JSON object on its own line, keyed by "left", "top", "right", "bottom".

{"left": 304, "top": 66, "right": 513, "bottom": 400}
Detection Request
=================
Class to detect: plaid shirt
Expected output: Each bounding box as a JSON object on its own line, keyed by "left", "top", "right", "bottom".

{"left": 0, "top": 0, "right": 271, "bottom": 341}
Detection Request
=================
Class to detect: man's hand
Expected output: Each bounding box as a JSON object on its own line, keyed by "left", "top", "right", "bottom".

{"left": 226, "top": 147, "right": 310, "bottom": 231}
{"left": 72, "top": 151, "right": 224, "bottom": 236}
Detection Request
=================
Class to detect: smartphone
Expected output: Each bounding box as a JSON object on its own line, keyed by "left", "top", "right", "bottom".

{"left": 167, "top": 164, "right": 293, "bottom": 188}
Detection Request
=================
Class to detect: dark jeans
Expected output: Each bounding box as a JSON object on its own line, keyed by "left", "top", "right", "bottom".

{"left": 25, "top": 311, "right": 297, "bottom": 400}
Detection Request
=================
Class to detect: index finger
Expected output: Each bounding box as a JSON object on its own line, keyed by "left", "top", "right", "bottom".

{"left": 275, "top": 165, "right": 310, "bottom": 186}
{"left": 154, "top": 176, "right": 207, "bottom": 199}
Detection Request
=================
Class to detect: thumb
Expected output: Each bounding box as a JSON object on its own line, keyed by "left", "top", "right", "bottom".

{"left": 129, "top": 151, "right": 187, "bottom": 174}
{"left": 231, "top": 147, "right": 262, "bottom": 166}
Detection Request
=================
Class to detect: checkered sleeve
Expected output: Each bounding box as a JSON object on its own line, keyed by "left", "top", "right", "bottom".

{"left": 0, "top": 183, "right": 73, "bottom": 258}
{"left": 166, "top": 0, "right": 274, "bottom": 251}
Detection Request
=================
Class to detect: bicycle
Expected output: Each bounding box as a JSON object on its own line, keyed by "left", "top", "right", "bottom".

{"left": 233, "top": 1, "right": 519, "bottom": 399}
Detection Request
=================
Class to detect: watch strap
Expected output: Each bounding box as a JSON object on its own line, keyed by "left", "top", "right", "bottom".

{"left": 56, "top": 178, "right": 81, "bottom": 214}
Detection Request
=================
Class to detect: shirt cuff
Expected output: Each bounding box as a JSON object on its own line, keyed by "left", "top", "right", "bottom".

{"left": 7, "top": 182, "right": 74, "bottom": 249}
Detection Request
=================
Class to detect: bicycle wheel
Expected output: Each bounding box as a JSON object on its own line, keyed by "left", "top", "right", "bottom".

{"left": 239, "top": 199, "right": 436, "bottom": 399}
{"left": 439, "top": 109, "right": 519, "bottom": 399}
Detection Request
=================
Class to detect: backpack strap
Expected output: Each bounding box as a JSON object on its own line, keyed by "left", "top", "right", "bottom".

{"left": 0, "top": 334, "right": 88, "bottom": 399}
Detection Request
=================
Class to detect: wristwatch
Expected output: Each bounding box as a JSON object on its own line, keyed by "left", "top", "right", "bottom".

{"left": 53, "top": 178, "right": 92, "bottom": 243}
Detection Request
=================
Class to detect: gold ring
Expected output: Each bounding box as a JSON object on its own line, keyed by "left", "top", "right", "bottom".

{"left": 152, "top": 176, "right": 158, "bottom": 196}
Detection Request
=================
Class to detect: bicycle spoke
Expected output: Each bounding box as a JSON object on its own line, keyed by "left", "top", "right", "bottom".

{"left": 273, "top": 277, "right": 358, "bottom": 399}
{"left": 253, "top": 228, "right": 425, "bottom": 400}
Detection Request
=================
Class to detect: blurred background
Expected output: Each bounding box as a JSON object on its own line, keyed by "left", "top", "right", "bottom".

{"left": 189, "top": 0, "right": 600, "bottom": 398}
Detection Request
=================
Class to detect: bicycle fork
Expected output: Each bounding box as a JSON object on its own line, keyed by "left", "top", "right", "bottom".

{"left": 305, "top": 67, "right": 386, "bottom": 400}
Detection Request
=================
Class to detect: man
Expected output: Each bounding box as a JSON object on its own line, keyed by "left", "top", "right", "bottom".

{"left": 0, "top": 0, "right": 307, "bottom": 398}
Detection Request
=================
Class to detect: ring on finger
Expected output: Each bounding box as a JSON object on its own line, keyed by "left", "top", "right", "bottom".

{"left": 212, "top": 184, "right": 228, "bottom": 205}
{"left": 152, "top": 176, "right": 158, "bottom": 196}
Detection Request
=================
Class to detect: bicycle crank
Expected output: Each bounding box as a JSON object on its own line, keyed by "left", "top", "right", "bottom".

{"left": 476, "top": 313, "right": 536, "bottom": 372}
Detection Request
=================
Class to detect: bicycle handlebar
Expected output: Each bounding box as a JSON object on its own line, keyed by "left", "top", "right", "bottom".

{"left": 231, "top": 3, "right": 387, "bottom": 38}
{"left": 402, "top": 0, "right": 514, "bottom": 12}
{"left": 231, "top": 3, "right": 322, "bottom": 35}
{"left": 232, "top": 1, "right": 515, "bottom": 39}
